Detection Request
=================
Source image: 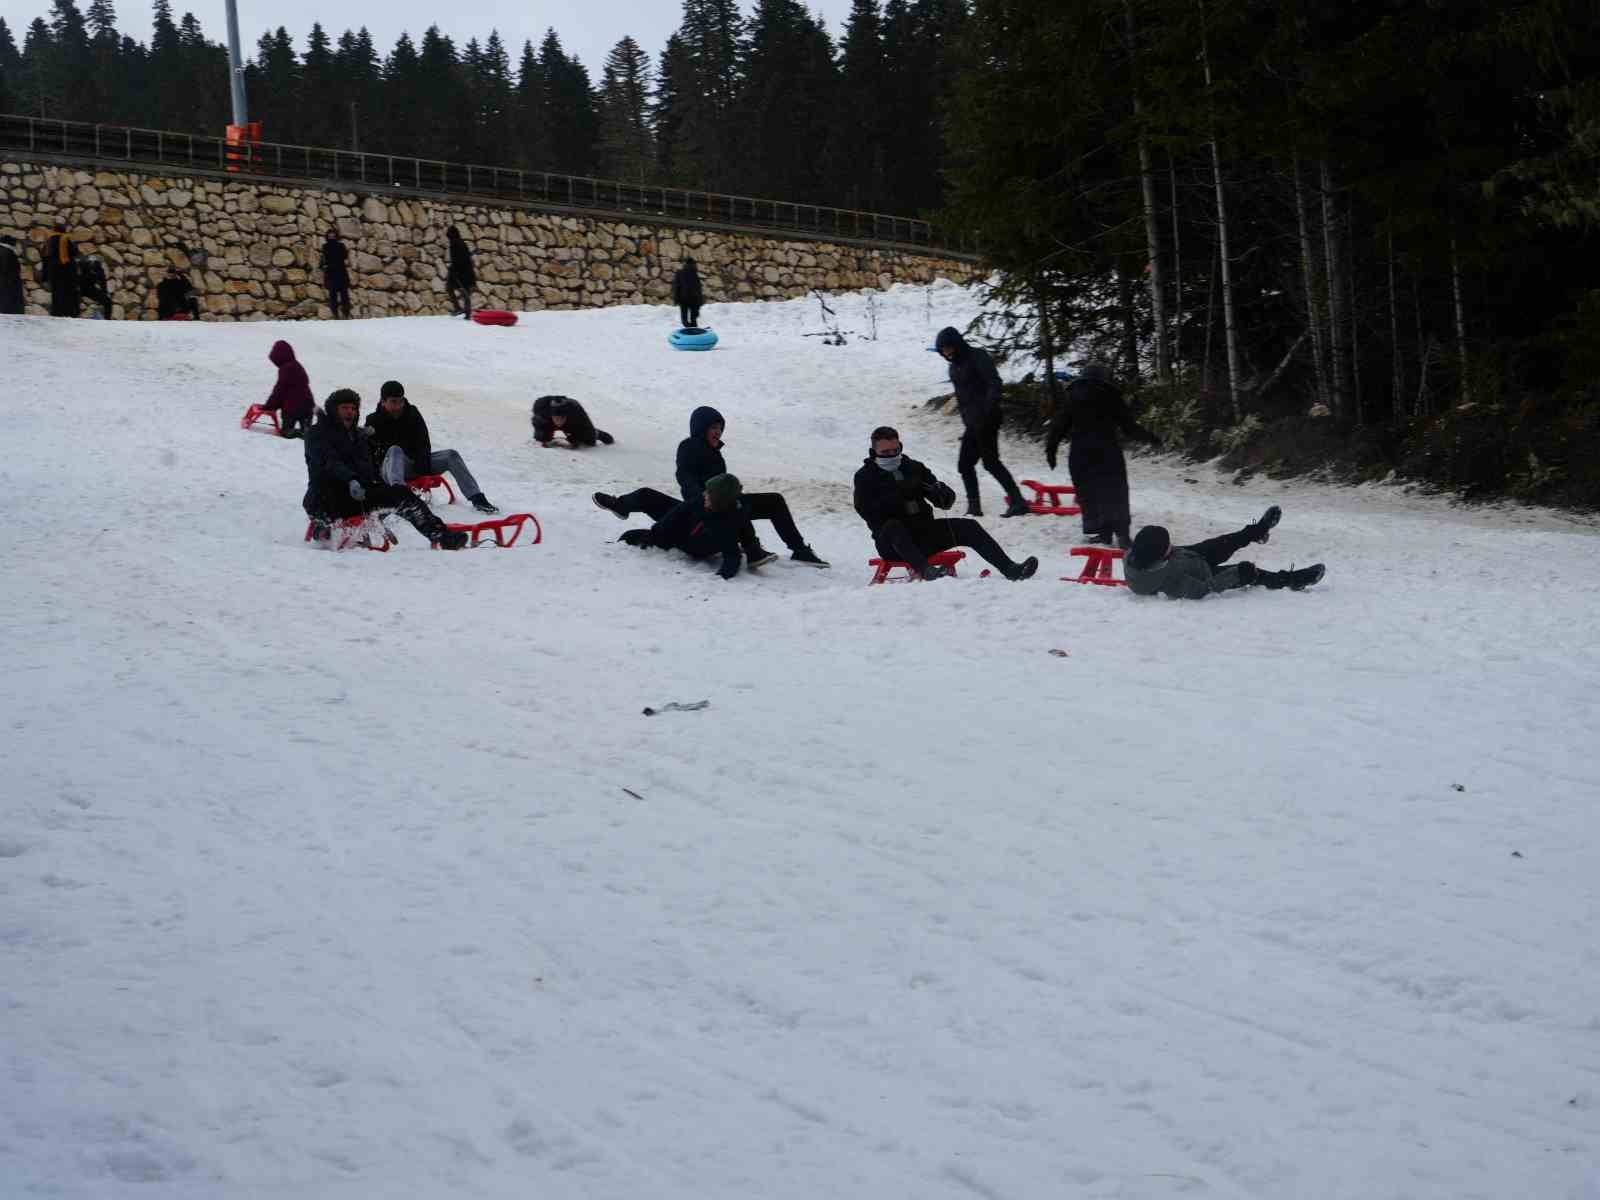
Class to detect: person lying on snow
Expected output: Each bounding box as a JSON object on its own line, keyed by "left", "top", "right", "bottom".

{"left": 304, "top": 388, "right": 469, "bottom": 550}
{"left": 1123, "top": 506, "right": 1325, "bottom": 598}
{"left": 365, "top": 380, "right": 499, "bottom": 514}
{"left": 1045, "top": 362, "right": 1162, "bottom": 548}
{"left": 613, "top": 472, "right": 753, "bottom": 580}
{"left": 852, "top": 426, "right": 1039, "bottom": 581}
{"left": 261, "top": 340, "right": 316, "bottom": 438}
{"left": 593, "top": 405, "right": 827, "bottom": 567}
{"left": 532, "top": 395, "right": 614, "bottom": 448}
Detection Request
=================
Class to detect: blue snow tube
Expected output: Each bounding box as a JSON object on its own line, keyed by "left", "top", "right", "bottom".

{"left": 670, "top": 326, "right": 719, "bottom": 352}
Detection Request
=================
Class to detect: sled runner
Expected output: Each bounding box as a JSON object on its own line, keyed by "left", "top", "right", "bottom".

{"left": 1017, "top": 479, "right": 1082, "bottom": 516}
{"left": 430, "top": 512, "right": 542, "bottom": 548}
{"left": 868, "top": 548, "right": 966, "bottom": 584}
{"left": 471, "top": 310, "right": 518, "bottom": 326}
{"left": 408, "top": 473, "right": 457, "bottom": 505}
{"left": 1063, "top": 545, "right": 1126, "bottom": 587}
{"left": 304, "top": 514, "right": 397, "bottom": 552}
{"left": 240, "top": 404, "right": 280, "bottom": 434}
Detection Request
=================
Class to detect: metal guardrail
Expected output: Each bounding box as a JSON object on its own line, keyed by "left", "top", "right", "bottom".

{"left": 0, "top": 113, "right": 976, "bottom": 258}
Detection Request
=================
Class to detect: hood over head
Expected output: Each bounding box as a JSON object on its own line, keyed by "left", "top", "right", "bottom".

{"left": 934, "top": 327, "right": 969, "bottom": 357}
{"left": 689, "top": 405, "right": 725, "bottom": 440}
{"left": 269, "top": 340, "right": 296, "bottom": 366}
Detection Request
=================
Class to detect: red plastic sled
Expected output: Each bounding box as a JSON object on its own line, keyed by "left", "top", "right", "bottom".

{"left": 408, "top": 473, "right": 457, "bottom": 504}
{"left": 241, "top": 404, "right": 280, "bottom": 434}
{"left": 868, "top": 548, "right": 966, "bottom": 584}
{"left": 431, "top": 512, "right": 542, "bottom": 548}
{"left": 1018, "top": 479, "right": 1082, "bottom": 516}
{"left": 471, "top": 310, "right": 518, "bottom": 327}
{"left": 1063, "top": 545, "right": 1127, "bottom": 587}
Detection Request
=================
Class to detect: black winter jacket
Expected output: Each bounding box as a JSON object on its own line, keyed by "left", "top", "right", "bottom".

{"left": 935, "top": 327, "right": 1003, "bottom": 430}
{"left": 852, "top": 453, "right": 957, "bottom": 535}
{"left": 306, "top": 410, "right": 382, "bottom": 493}
{"left": 531, "top": 395, "right": 598, "bottom": 445}
{"left": 447, "top": 233, "right": 475, "bottom": 286}
{"left": 672, "top": 263, "right": 704, "bottom": 307}
{"left": 364, "top": 402, "right": 432, "bottom": 471}
{"left": 0, "top": 245, "right": 23, "bottom": 314}
{"left": 676, "top": 405, "right": 727, "bottom": 501}
{"left": 320, "top": 237, "right": 350, "bottom": 283}
{"left": 647, "top": 497, "right": 745, "bottom": 579}
{"left": 1046, "top": 376, "right": 1159, "bottom": 467}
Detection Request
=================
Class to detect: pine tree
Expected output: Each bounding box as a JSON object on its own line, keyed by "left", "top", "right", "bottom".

{"left": 598, "top": 35, "right": 653, "bottom": 182}
{"left": 511, "top": 38, "right": 551, "bottom": 170}
{"left": 672, "top": 0, "right": 744, "bottom": 190}
{"left": 538, "top": 29, "right": 599, "bottom": 176}
{"left": 251, "top": 26, "right": 297, "bottom": 142}
{"left": 737, "top": 0, "right": 838, "bottom": 201}
{"left": 0, "top": 19, "right": 19, "bottom": 113}
{"left": 298, "top": 23, "right": 336, "bottom": 148}
{"left": 651, "top": 33, "right": 694, "bottom": 185}
{"left": 415, "top": 25, "right": 470, "bottom": 162}
{"left": 22, "top": 17, "right": 56, "bottom": 117}
{"left": 837, "top": 0, "right": 890, "bottom": 210}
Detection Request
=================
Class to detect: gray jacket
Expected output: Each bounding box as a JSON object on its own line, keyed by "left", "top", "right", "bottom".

{"left": 1124, "top": 548, "right": 1247, "bottom": 599}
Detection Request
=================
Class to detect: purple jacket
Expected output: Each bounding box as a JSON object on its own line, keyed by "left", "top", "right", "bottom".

{"left": 263, "top": 341, "right": 314, "bottom": 418}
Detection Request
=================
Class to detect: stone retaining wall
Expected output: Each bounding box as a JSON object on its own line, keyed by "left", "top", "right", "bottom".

{"left": 0, "top": 161, "right": 981, "bottom": 321}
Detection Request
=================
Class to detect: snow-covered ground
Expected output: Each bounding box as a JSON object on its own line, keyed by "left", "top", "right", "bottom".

{"left": 3, "top": 284, "right": 1598, "bottom": 1200}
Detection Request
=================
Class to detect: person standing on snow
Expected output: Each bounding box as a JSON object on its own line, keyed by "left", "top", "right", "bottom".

{"left": 304, "top": 389, "right": 468, "bottom": 549}
{"left": 672, "top": 256, "right": 704, "bottom": 328}
{"left": 614, "top": 472, "right": 752, "bottom": 581}
{"left": 1123, "top": 506, "right": 1325, "bottom": 598}
{"left": 77, "top": 254, "right": 113, "bottom": 319}
{"left": 934, "top": 326, "right": 1028, "bottom": 518}
{"left": 445, "top": 225, "right": 475, "bottom": 320}
{"left": 41, "top": 224, "right": 81, "bottom": 318}
{"left": 532, "top": 395, "right": 614, "bottom": 448}
{"left": 0, "top": 235, "right": 24, "bottom": 314}
{"left": 261, "top": 340, "right": 317, "bottom": 438}
{"left": 319, "top": 230, "right": 352, "bottom": 319}
{"left": 1045, "top": 362, "right": 1161, "bottom": 548}
{"left": 853, "top": 426, "right": 1039, "bottom": 581}
{"left": 155, "top": 266, "right": 200, "bottom": 320}
{"left": 364, "top": 380, "right": 499, "bottom": 514}
{"left": 593, "top": 405, "right": 827, "bottom": 567}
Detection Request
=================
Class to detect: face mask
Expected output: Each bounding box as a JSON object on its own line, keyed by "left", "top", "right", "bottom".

{"left": 873, "top": 454, "right": 903, "bottom": 472}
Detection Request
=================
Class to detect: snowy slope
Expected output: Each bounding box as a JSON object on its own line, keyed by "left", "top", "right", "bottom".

{"left": 2, "top": 286, "right": 1598, "bottom": 1200}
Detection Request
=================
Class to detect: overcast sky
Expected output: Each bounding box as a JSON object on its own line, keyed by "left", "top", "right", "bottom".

{"left": 0, "top": 2, "right": 857, "bottom": 80}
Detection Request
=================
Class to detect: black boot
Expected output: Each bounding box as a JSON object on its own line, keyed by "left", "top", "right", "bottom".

{"left": 965, "top": 498, "right": 983, "bottom": 517}
{"left": 1251, "top": 505, "right": 1282, "bottom": 544}
{"left": 592, "top": 492, "right": 627, "bottom": 519}
{"left": 1006, "top": 556, "right": 1039, "bottom": 581}
{"left": 468, "top": 492, "right": 500, "bottom": 515}
{"left": 400, "top": 497, "right": 467, "bottom": 549}
{"left": 1001, "top": 496, "right": 1032, "bottom": 518}
{"left": 596, "top": 430, "right": 615, "bottom": 445}
{"left": 1260, "top": 563, "right": 1324, "bottom": 590}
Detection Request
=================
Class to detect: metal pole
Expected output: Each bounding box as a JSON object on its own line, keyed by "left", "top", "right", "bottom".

{"left": 224, "top": 0, "right": 249, "bottom": 127}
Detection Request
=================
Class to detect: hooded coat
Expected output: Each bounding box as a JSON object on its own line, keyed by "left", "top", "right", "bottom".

{"left": 0, "top": 242, "right": 23, "bottom": 314}
{"left": 320, "top": 237, "right": 350, "bottom": 286}
{"left": 305, "top": 403, "right": 381, "bottom": 512}
{"left": 446, "top": 230, "right": 475, "bottom": 287}
{"left": 1124, "top": 547, "right": 1246, "bottom": 600}
{"left": 364, "top": 398, "right": 432, "bottom": 471}
{"left": 1047, "top": 368, "right": 1159, "bottom": 539}
{"left": 646, "top": 497, "right": 746, "bottom": 579}
{"left": 676, "top": 405, "right": 728, "bottom": 501}
{"left": 934, "top": 327, "right": 1003, "bottom": 430}
{"left": 531, "top": 395, "right": 599, "bottom": 445}
{"left": 262, "top": 341, "right": 315, "bottom": 419}
{"left": 672, "top": 261, "right": 704, "bottom": 308}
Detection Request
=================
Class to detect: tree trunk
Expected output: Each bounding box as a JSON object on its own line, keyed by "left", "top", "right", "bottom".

{"left": 1451, "top": 233, "right": 1470, "bottom": 405}
{"left": 1036, "top": 279, "right": 1060, "bottom": 417}
{"left": 1200, "top": 1, "right": 1240, "bottom": 421}
{"left": 1169, "top": 152, "right": 1183, "bottom": 371}
{"left": 1253, "top": 330, "right": 1308, "bottom": 398}
{"left": 1203, "top": 239, "right": 1218, "bottom": 401}
{"left": 1320, "top": 159, "right": 1347, "bottom": 421}
{"left": 1117, "top": 262, "right": 1139, "bottom": 382}
{"left": 1125, "top": 0, "right": 1169, "bottom": 384}
{"left": 1348, "top": 198, "right": 1362, "bottom": 425}
{"left": 1293, "top": 152, "right": 1329, "bottom": 410}
{"left": 1387, "top": 226, "right": 1403, "bottom": 423}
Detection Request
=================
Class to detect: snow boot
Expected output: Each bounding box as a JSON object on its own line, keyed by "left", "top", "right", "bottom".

{"left": 790, "top": 545, "right": 830, "bottom": 567}
{"left": 965, "top": 499, "right": 983, "bottom": 517}
{"left": 746, "top": 546, "right": 779, "bottom": 568}
{"left": 592, "top": 492, "right": 627, "bottom": 519}
{"left": 919, "top": 563, "right": 952, "bottom": 581}
{"left": 1251, "top": 505, "right": 1282, "bottom": 544}
{"left": 435, "top": 528, "right": 470, "bottom": 550}
{"left": 596, "top": 430, "right": 615, "bottom": 445}
{"left": 469, "top": 493, "right": 500, "bottom": 515}
{"left": 1001, "top": 496, "right": 1032, "bottom": 518}
{"left": 1261, "top": 562, "right": 1324, "bottom": 590}
{"left": 1006, "top": 556, "right": 1040, "bottom": 581}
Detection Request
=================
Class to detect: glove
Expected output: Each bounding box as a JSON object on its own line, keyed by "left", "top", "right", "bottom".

{"left": 929, "top": 482, "right": 957, "bottom": 510}
{"left": 619, "top": 529, "right": 650, "bottom": 548}
{"left": 348, "top": 480, "right": 364, "bottom": 501}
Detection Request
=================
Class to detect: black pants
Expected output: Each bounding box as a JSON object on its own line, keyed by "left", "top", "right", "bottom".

{"left": 82, "top": 283, "right": 112, "bottom": 319}
{"left": 1182, "top": 524, "right": 1259, "bottom": 591}
{"left": 679, "top": 304, "right": 700, "bottom": 327}
{"left": 957, "top": 417, "right": 1020, "bottom": 506}
{"left": 280, "top": 409, "right": 312, "bottom": 438}
{"left": 617, "top": 487, "right": 801, "bottom": 554}
{"left": 311, "top": 481, "right": 449, "bottom": 540}
{"left": 50, "top": 281, "right": 81, "bottom": 318}
{"left": 326, "top": 274, "right": 351, "bottom": 318}
{"left": 874, "top": 516, "right": 1022, "bottom": 578}
{"left": 1069, "top": 433, "right": 1131, "bottom": 541}
{"left": 447, "top": 272, "right": 473, "bottom": 319}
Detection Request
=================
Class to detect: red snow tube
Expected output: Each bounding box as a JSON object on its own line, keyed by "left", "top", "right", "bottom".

{"left": 471, "top": 310, "right": 518, "bottom": 327}
{"left": 164, "top": 312, "right": 193, "bottom": 321}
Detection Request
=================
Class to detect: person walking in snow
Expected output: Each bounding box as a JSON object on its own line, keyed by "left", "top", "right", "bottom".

{"left": 1122, "top": 506, "right": 1325, "bottom": 598}
{"left": 1045, "top": 362, "right": 1161, "bottom": 548}
{"left": 532, "top": 395, "right": 614, "bottom": 448}
{"left": 365, "top": 380, "right": 499, "bottom": 514}
{"left": 0, "top": 235, "right": 24, "bottom": 315}
{"left": 41, "top": 224, "right": 81, "bottom": 318}
{"left": 261, "top": 340, "right": 316, "bottom": 438}
{"left": 155, "top": 266, "right": 200, "bottom": 320}
{"left": 593, "top": 405, "right": 827, "bottom": 567}
{"left": 78, "top": 254, "right": 112, "bottom": 319}
{"left": 304, "top": 388, "right": 468, "bottom": 549}
{"left": 319, "top": 230, "right": 352, "bottom": 319}
{"left": 445, "top": 225, "right": 475, "bottom": 320}
{"left": 612, "top": 472, "right": 753, "bottom": 581}
{"left": 853, "top": 426, "right": 1039, "bottom": 581}
{"left": 934, "top": 326, "right": 1028, "bottom": 518}
{"left": 672, "top": 256, "right": 704, "bottom": 328}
